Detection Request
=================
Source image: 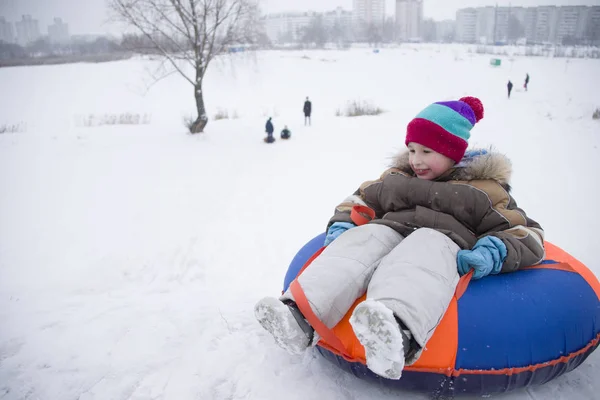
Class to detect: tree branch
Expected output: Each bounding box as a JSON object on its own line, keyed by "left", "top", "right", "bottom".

{"left": 169, "top": 0, "right": 194, "bottom": 43}
{"left": 110, "top": 0, "right": 195, "bottom": 85}
{"left": 147, "top": 0, "right": 193, "bottom": 44}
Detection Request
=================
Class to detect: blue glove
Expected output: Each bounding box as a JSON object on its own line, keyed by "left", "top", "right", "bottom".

{"left": 457, "top": 236, "right": 507, "bottom": 280}
{"left": 324, "top": 222, "right": 355, "bottom": 246}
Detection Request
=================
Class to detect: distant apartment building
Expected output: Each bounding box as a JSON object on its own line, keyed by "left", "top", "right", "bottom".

{"left": 509, "top": 7, "right": 528, "bottom": 42}
{"left": 323, "top": 7, "right": 353, "bottom": 30}
{"left": 263, "top": 8, "right": 352, "bottom": 44}
{"left": 323, "top": 7, "right": 353, "bottom": 41}
{"left": 534, "top": 6, "right": 559, "bottom": 44}
{"left": 556, "top": 6, "right": 588, "bottom": 43}
{"left": 15, "top": 15, "right": 40, "bottom": 46}
{"left": 48, "top": 18, "right": 70, "bottom": 44}
{"left": 474, "top": 6, "right": 495, "bottom": 43}
{"left": 435, "top": 20, "right": 456, "bottom": 42}
{"left": 456, "top": 8, "right": 476, "bottom": 43}
{"left": 395, "top": 0, "right": 423, "bottom": 42}
{"left": 524, "top": 8, "right": 538, "bottom": 42}
{"left": 353, "top": 0, "right": 385, "bottom": 27}
{"left": 471, "top": 6, "right": 520, "bottom": 44}
{"left": 263, "top": 12, "right": 316, "bottom": 43}
{"left": 456, "top": 5, "right": 599, "bottom": 45}
{"left": 0, "top": 17, "right": 15, "bottom": 44}
{"left": 588, "top": 6, "right": 600, "bottom": 45}
{"left": 494, "top": 7, "right": 512, "bottom": 43}
{"left": 422, "top": 18, "right": 454, "bottom": 43}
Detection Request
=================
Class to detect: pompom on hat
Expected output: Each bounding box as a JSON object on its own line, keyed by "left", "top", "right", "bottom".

{"left": 405, "top": 96, "right": 484, "bottom": 163}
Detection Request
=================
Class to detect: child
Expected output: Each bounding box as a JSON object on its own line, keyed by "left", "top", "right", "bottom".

{"left": 255, "top": 97, "right": 545, "bottom": 380}
{"left": 281, "top": 125, "right": 291, "bottom": 139}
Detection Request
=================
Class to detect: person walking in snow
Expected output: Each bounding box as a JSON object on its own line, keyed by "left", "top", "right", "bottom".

{"left": 264, "top": 117, "right": 275, "bottom": 143}
{"left": 280, "top": 125, "right": 291, "bottom": 140}
{"left": 303, "top": 97, "right": 312, "bottom": 126}
{"left": 524, "top": 73, "right": 530, "bottom": 91}
{"left": 507, "top": 80, "right": 514, "bottom": 99}
{"left": 255, "top": 96, "right": 544, "bottom": 380}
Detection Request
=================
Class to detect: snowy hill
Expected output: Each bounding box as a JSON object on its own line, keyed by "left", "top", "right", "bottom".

{"left": 1, "top": 46, "right": 599, "bottom": 399}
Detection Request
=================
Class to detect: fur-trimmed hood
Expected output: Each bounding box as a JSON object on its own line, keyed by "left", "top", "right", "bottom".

{"left": 390, "top": 148, "right": 513, "bottom": 190}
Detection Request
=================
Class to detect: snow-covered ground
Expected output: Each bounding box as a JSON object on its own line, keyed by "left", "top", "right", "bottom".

{"left": 1, "top": 46, "right": 599, "bottom": 399}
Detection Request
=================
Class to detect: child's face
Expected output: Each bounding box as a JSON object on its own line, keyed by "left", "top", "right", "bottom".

{"left": 407, "top": 143, "right": 455, "bottom": 180}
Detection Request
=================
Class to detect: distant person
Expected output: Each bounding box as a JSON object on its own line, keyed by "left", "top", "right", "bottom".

{"left": 265, "top": 117, "right": 275, "bottom": 143}
{"left": 507, "top": 80, "right": 513, "bottom": 99}
{"left": 281, "top": 125, "right": 291, "bottom": 140}
{"left": 303, "top": 97, "right": 312, "bottom": 126}
{"left": 524, "top": 73, "right": 530, "bottom": 91}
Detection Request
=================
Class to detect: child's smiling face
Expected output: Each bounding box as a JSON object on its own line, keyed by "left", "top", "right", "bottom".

{"left": 407, "top": 142, "right": 455, "bottom": 180}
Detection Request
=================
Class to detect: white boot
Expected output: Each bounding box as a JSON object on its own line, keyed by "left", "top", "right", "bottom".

{"left": 254, "top": 297, "right": 310, "bottom": 355}
{"left": 350, "top": 299, "right": 406, "bottom": 380}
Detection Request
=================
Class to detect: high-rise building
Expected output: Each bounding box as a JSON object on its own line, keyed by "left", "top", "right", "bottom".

{"left": 262, "top": 8, "right": 352, "bottom": 44}
{"left": 15, "top": 15, "right": 40, "bottom": 46}
{"left": 323, "top": 7, "right": 353, "bottom": 42}
{"left": 509, "top": 7, "right": 528, "bottom": 43}
{"left": 473, "top": 6, "right": 524, "bottom": 45}
{"left": 262, "top": 12, "right": 315, "bottom": 43}
{"left": 534, "top": 6, "right": 559, "bottom": 44}
{"left": 353, "top": 0, "right": 386, "bottom": 27}
{"left": 435, "top": 20, "right": 456, "bottom": 42}
{"left": 48, "top": 18, "right": 70, "bottom": 44}
{"left": 395, "top": 0, "right": 423, "bottom": 42}
{"left": 475, "top": 6, "right": 495, "bottom": 44}
{"left": 556, "top": 6, "right": 588, "bottom": 44}
{"left": 323, "top": 7, "right": 353, "bottom": 31}
{"left": 587, "top": 6, "right": 600, "bottom": 45}
{"left": 456, "top": 8, "right": 477, "bottom": 43}
{"left": 494, "top": 7, "right": 512, "bottom": 44}
{"left": 0, "top": 17, "right": 15, "bottom": 44}
{"left": 457, "top": 5, "right": 598, "bottom": 45}
{"left": 524, "top": 8, "right": 538, "bottom": 43}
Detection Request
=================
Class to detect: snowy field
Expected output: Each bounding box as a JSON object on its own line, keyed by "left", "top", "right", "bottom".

{"left": 1, "top": 45, "right": 599, "bottom": 399}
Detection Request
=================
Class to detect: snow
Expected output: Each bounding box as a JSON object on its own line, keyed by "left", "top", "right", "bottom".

{"left": 1, "top": 45, "right": 599, "bottom": 399}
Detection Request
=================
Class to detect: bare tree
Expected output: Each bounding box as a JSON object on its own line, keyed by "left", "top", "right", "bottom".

{"left": 301, "top": 16, "right": 328, "bottom": 48}
{"left": 108, "top": 0, "right": 258, "bottom": 133}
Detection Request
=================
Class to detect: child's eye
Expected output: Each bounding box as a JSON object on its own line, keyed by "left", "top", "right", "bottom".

{"left": 423, "top": 150, "right": 431, "bottom": 154}
{"left": 409, "top": 149, "right": 415, "bottom": 153}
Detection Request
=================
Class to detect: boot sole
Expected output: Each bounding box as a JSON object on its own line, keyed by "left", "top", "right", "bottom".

{"left": 350, "top": 299, "right": 405, "bottom": 380}
{"left": 254, "top": 297, "right": 308, "bottom": 355}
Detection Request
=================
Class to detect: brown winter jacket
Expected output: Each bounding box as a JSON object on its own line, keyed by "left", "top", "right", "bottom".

{"left": 328, "top": 150, "right": 545, "bottom": 273}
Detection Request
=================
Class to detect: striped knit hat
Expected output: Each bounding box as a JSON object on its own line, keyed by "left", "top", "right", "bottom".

{"left": 405, "top": 97, "right": 484, "bottom": 163}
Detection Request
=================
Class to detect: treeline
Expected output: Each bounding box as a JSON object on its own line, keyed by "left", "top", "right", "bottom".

{"left": 0, "top": 36, "right": 132, "bottom": 67}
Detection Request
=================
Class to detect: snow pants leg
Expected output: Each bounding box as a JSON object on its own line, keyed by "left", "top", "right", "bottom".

{"left": 281, "top": 224, "right": 403, "bottom": 328}
{"left": 366, "top": 227, "right": 460, "bottom": 364}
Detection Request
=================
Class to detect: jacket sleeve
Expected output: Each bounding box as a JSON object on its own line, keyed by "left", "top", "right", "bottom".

{"left": 326, "top": 169, "right": 396, "bottom": 230}
{"left": 488, "top": 195, "right": 545, "bottom": 273}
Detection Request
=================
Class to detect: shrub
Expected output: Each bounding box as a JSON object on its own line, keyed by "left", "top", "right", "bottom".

{"left": 0, "top": 123, "right": 25, "bottom": 133}
{"left": 214, "top": 108, "right": 229, "bottom": 120}
{"left": 337, "top": 100, "right": 385, "bottom": 117}
{"left": 593, "top": 108, "right": 600, "bottom": 120}
{"left": 79, "top": 113, "right": 151, "bottom": 127}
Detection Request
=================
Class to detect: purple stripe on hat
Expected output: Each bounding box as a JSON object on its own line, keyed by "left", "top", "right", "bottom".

{"left": 435, "top": 101, "right": 476, "bottom": 125}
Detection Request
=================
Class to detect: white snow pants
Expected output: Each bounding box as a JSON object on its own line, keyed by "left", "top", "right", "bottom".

{"left": 281, "top": 224, "right": 460, "bottom": 363}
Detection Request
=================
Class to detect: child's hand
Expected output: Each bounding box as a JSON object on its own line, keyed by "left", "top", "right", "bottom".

{"left": 324, "top": 222, "right": 356, "bottom": 246}
{"left": 457, "top": 236, "right": 507, "bottom": 280}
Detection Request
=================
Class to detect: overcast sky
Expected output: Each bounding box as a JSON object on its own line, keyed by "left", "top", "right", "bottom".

{"left": 0, "top": 0, "right": 598, "bottom": 35}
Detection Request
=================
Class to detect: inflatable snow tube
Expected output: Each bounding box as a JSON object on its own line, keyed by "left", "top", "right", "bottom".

{"left": 283, "top": 233, "right": 600, "bottom": 397}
